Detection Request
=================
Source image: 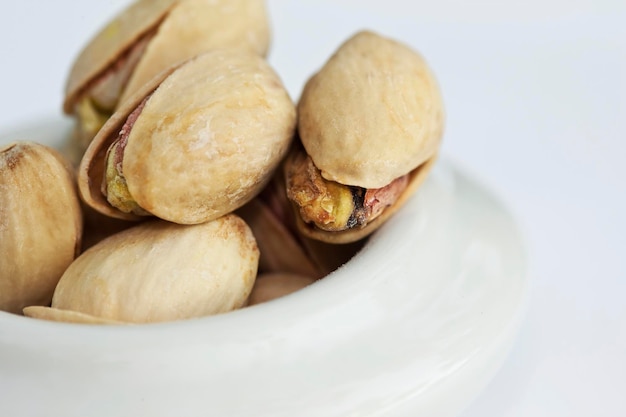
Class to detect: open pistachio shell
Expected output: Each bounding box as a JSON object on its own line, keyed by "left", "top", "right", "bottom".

{"left": 117, "top": 0, "right": 270, "bottom": 107}
{"left": 297, "top": 30, "right": 444, "bottom": 189}
{"left": 0, "top": 142, "right": 82, "bottom": 314}
{"left": 64, "top": 0, "right": 270, "bottom": 114}
{"left": 40, "top": 215, "right": 259, "bottom": 324}
{"left": 62, "top": 0, "right": 270, "bottom": 164}
{"left": 286, "top": 152, "right": 438, "bottom": 244}
{"left": 78, "top": 50, "right": 296, "bottom": 224}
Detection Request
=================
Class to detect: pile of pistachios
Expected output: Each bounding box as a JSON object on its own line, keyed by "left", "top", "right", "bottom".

{"left": 0, "top": 0, "right": 444, "bottom": 324}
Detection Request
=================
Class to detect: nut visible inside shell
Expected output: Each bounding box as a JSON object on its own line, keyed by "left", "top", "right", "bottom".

{"left": 284, "top": 30, "right": 444, "bottom": 243}
{"left": 79, "top": 49, "right": 296, "bottom": 225}
{"left": 285, "top": 146, "right": 409, "bottom": 232}
{"left": 286, "top": 150, "right": 438, "bottom": 244}
{"left": 297, "top": 30, "right": 444, "bottom": 190}
{"left": 63, "top": 0, "right": 272, "bottom": 162}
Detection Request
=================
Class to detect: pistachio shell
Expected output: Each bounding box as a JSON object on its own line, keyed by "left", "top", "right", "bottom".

{"left": 23, "top": 306, "right": 125, "bottom": 325}
{"left": 247, "top": 273, "right": 316, "bottom": 306}
{"left": 64, "top": 0, "right": 177, "bottom": 113}
{"left": 287, "top": 153, "right": 438, "bottom": 244}
{"left": 64, "top": 0, "right": 270, "bottom": 114}
{"left": 79, "top": 50, "right": 296, "bottom": 224}
{"left": 118, "top": 0, "right": 270, "bottom": 107}
{"left": 48, "top": 215, "right": 258, "bottom": 324}
{"left": 78, "top": 66, "right": 177, "bottom": 222}
{"left": 0, "top": 142, "right": 82, "bottom": 314}
{"left": 297, "top": 30, "right": 444, "bottom": 189}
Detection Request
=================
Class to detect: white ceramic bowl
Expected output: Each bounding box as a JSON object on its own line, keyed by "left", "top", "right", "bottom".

{"left": 0, "top": 117, "right": 527, "bottom": 417}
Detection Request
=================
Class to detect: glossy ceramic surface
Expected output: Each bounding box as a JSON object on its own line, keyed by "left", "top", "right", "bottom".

{"left": 0, "top": 118, "right": 527, "bottom": 417}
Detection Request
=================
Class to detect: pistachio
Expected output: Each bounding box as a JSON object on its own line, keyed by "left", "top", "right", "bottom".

{"left": 0, "top": 142, "right": 82, "bottom": 314}
{"left": 24, "top": 215, "right": 259, "bottom": 324}
{"left": 79, "top": 50, "right": 296, "bottom": 225}
{"left": 247, "top": 273, "right": 316, "bottom": 306}
{"left": 63, "top": 0, "right": 271, "bottom": 161}
{"left": 286, "top": 30, "right": 444, "bottom": 243}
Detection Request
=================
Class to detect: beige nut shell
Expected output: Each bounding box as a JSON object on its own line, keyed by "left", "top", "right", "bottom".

{"left": 64, "top": 0, "right": 177, "bottom": 113}
{"left": 0, "top": 142, "right": 82, "bottom": 314}
{"left": 298, "top": 30, "right": 445, "bottom": 189}
{"left": 79, "top": 50, "right": 296, "bottom": 224}
{"left": 45, "top": 215, "right": 259, "bottom": 324}
{"left": 118, "top": 0, "right": 270, "bottom": 107}
{"left": 64, "top": 0, "right": 270, "bottom": 113}
{"left": 287, "top": 152, "right": 438, "bottom": 244}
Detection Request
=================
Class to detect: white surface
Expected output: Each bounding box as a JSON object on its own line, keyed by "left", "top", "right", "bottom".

{"left": 0, "top": 117, "right": 527, "bottom": 416}
{"left": 0, "top": 1, "right": 624, "bottom": 416}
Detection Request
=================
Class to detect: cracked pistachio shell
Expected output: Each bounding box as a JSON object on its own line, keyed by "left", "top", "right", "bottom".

{"left": 79, "top": 49, "right": 296, "bottom": 224}
{"left": 64, "top": 0, "right": 270, "bottom": 113}
{"left": 297, "top": 30, "right": 445, "bottom": 189}
{"left": 0, "top": 142, "right": 82, "bottom": 314}
{"left": 286, "top": 149, "right": 438, "bottom": 244}
{"left": 33, "top": 215, "right": 259, "bottom": 324}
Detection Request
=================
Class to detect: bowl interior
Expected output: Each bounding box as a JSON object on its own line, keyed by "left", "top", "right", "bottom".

{"left": 0, "top": 116, "right": 528, "bottom": 417}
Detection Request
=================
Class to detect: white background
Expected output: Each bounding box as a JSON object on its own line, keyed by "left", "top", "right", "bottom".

{"left": 0, "top": 1, "right": 624, "bottom": 416}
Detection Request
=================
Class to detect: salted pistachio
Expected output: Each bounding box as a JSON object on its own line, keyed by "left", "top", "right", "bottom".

{"left": 24, "top": 215, "right": 259, "bottom": 324}
{"left": 247, "top": 273, "right": 317, "bottom": 306}
{"left": 287, "top": 30, "right": 444, "bottom": 243}
{"left": 0, "top": 142, "right": 82, "bottom": 314}
{"left": 63, "top": 0, "right": 271, "bottom": 162}
{"left": 78, "top": 49, "right": 296, "bottom": 225}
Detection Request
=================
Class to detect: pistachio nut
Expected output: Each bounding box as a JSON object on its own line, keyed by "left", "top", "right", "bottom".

{"left": 78, "top": 50, "right": 296, "bottom": 224}
{"left": 286, "top": 30, "right": 444, "bottom": 243}
{"left": 24, "top": 215, "right": 259, "bottom": 324}
{"left": 0, "top": 142, "right": 82, "bottom": 314}
{"left": 63, "top": 0, "right": 271, "bottom": 162}
{"left": 247, "top": 273, "right": 316, "bottom": 306}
